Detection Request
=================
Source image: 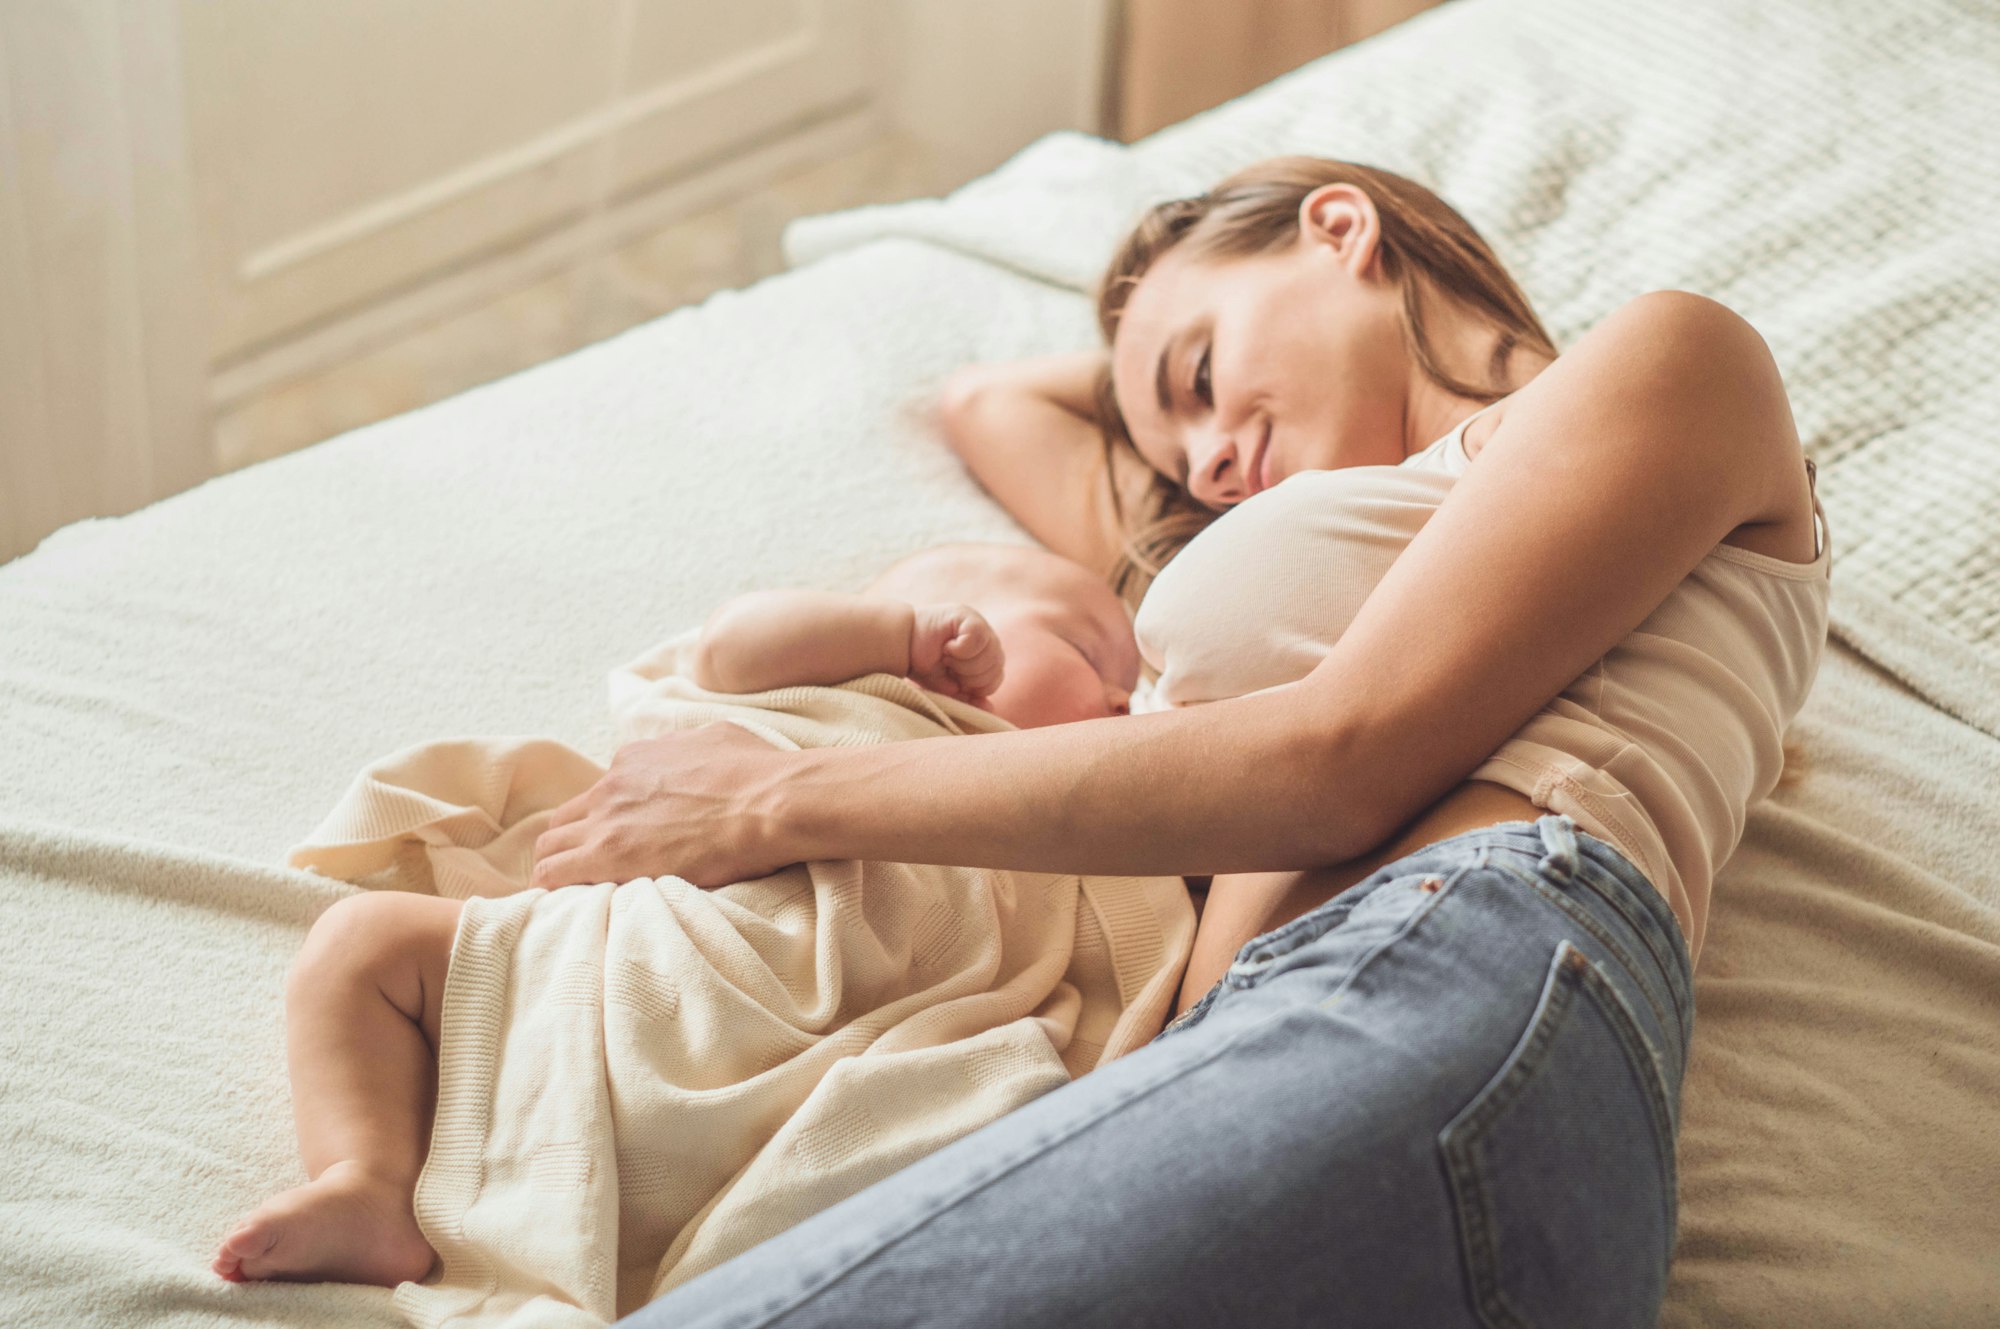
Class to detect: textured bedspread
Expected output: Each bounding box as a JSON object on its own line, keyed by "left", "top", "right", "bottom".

{"left": 2, "top": 0, "right": 1997, "bottom": 1324}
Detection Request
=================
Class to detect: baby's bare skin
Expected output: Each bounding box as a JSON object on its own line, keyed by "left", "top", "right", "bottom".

{"left": 213, "top": 892, "right": 461, "bottom": 1286}
{"left": 212, "top": 1160, "right": 434, "bottom": 1285}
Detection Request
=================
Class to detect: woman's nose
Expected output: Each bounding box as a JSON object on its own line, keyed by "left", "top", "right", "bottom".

{"left": 1106, "top": 682, "right": 1132, "bottom": 716}
{"left": 1189, "top": 429, "right": 1246, "bottom": 506}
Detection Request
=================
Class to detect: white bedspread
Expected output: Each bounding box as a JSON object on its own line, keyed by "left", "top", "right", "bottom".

{"left": 3, "top": 0, "right": 1997, "bottom": 1323}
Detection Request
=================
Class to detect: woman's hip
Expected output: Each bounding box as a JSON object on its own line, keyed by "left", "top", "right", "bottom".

{"left": 1151, "top": 813, "right": 1696, "bottom": 1324}
{"left": 1170, "top": 814, "right": 1692, "bottom": 1078}
{"left": 1181, "top": 780, "right": 1548, "bottom": 1010}
{"left": 638, "top": 815, "right": 1695, "bottom": 1329}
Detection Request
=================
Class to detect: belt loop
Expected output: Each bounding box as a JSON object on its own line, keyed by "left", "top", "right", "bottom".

{"left": 1537, "top": 814, "right": 1580, "bottom": 883}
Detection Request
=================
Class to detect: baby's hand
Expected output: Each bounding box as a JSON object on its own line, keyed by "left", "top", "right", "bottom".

{"left": 907, "top": 604, "right": 1005, "bottom": 703}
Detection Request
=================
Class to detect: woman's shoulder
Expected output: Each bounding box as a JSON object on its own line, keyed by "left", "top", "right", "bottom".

{"left": 1499, "top": 290, "right": 1805, "bottom": 541}
{"left": 1601, "top": 288, "right": 1762, "bottom": 330}
{"left": 1480, "top": 293, "right": 1783, "bottom": 439}
{"left": 1560, "top": 292, "right": 1784, "bottom": 401}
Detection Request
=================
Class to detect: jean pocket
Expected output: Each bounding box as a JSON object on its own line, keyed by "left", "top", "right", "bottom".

{"left": 1438, "top": 942, "right": 1678, "bottom": 1329}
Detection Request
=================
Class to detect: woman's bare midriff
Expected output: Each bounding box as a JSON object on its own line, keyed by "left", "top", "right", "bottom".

{"left": 1174, "top": 780, "right": 1544, "bottom": 1016}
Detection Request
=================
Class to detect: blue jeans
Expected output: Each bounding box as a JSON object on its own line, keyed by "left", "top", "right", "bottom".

{"left": 621, "top": 815, "right": 1695, "bottom": 1329}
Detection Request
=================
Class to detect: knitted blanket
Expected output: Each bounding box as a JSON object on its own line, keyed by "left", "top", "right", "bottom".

{"left": 286, "top": 633, "right": 1193, "bottom": 1328}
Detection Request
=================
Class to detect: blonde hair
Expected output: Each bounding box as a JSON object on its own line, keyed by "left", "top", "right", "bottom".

{"left": 1091, "top": 157, "right": 1557, "bottom": 609}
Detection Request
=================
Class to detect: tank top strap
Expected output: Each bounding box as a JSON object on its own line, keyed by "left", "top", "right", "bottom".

{"left": 1452, "top": 397, "right": 1507, "bottom": 448}
{"left": 1805, "top": 457, "right": 1828, "bottom": 560}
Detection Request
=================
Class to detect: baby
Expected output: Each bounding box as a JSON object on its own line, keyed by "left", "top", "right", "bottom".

{"left": 691, "top": 540, "right": 1137, "bottom": 729}
{"left": 211, "top": 541, "right": 1141, "bottom": 1287}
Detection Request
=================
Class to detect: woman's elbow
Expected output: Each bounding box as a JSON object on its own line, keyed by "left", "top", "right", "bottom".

{"left": 1255, "top": 690, "right": 1400, "bottom": 866}
{"left": 935, "top": 367, "right": 992, "bottom": 460}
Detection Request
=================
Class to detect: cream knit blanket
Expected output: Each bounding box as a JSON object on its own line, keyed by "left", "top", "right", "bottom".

{"left": 285, "top": 633, "right": 1194, "bottom": 1328}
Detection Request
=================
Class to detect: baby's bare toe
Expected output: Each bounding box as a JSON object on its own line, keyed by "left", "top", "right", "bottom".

{"left": 212, "top": 1218, "right": 278, "bottom": 1281}
{"left": 212, "top": 1165, "right": 432, "bottom": 1287}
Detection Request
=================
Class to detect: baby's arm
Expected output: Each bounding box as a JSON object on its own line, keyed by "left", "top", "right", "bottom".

{"left": 689, "top": 591, "right": 912, "bottom": 694}
{"left": 688, "top": 591, "right": 1005, "bottom": 702}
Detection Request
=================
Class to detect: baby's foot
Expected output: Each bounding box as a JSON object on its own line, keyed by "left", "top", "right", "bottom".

{"left": 211, "top": 1160, "right": 436, "bottom": 1287}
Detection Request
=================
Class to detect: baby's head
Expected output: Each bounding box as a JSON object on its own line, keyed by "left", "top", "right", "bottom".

{"left": 868, "top": 543, "right": 1140, "bottom": 729}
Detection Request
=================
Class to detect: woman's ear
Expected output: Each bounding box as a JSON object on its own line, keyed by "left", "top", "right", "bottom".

{"left": 1298, "top": 184, "right": 1383, "bottom": 279}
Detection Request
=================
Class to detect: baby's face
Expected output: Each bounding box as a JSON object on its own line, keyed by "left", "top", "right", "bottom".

{"left": 977, "top": 583, "right": 1139, "bottom": 730}
{"left": 871, "top": 542, "right": 1141, "bottom": 730}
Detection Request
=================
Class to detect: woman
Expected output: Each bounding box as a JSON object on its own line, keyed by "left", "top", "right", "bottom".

{"left": 534, "top": 159, "right": 1827, "bottom": 1326}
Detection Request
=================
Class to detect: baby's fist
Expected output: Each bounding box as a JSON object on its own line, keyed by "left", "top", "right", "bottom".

{"left": 908, "top": 604, "right": 1005, "bottom": 703}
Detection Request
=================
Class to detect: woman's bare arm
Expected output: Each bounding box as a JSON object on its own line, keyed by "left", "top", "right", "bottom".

{"left": 531, "top": 294, "right": 1806, "bottom": 888}
{"left": 937, "top": 350, "right": 1155, "bottom": 577}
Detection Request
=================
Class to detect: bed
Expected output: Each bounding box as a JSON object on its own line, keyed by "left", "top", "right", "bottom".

{"left": 3, "top": 0, "right": 1996, "bottom": 1323}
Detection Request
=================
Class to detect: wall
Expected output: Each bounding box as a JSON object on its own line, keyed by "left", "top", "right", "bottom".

{"left": 0, "top": 0, "right": 1111, "bottom": 562}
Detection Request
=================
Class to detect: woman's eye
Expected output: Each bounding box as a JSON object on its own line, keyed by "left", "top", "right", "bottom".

{"left": 1194, "top": 347, "right": 1212, "bottom": 406}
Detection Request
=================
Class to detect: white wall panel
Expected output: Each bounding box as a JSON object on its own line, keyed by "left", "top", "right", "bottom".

{"left": 183, "top": 0, "right": 873, "bottom": 363}
{"left": 0, "top": 2, "right": 209, "bottom": 562}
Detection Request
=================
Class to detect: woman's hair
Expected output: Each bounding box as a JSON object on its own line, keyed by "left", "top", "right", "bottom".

{"left": 1091, "top": 157, "right": 1557, "bottom": 609}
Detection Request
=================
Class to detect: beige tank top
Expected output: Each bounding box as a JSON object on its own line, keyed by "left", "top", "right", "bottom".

{"left": 1132, "top": 402, "right": 1831, "bottom": 963}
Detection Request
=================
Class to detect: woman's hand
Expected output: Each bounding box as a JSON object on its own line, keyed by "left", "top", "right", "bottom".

{"left": 907, "top": 603, "right": 1005, "bottom": 703}
{"left": 529, "top": 723, "right": 801, "bottom": 889}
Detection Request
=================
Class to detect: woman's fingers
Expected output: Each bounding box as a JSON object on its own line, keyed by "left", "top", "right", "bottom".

{"left": 532, "top": 817, "right": 589, "bottom": 878}
{"left": 542, "top": 787, "right": 592, "bottom": 830}
{"left": 523, "top": 726, "right": 798, "bottom": 890}
{"left": 529, "top": 846, "right": 596, "bottom": 891}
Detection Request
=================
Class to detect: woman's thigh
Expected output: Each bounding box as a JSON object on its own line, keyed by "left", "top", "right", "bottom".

{"left": 627, "top": 816, "right": 1691, "bottom": 1329}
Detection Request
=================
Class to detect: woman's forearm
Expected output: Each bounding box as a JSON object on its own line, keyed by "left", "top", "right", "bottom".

{"left": 773, "top": 684, "right": 1381, "bottom": 878}
{"left": 937, "top": 350, "right": 1135, "bottom": 577}
{"left": 942, "top": 349, "right": 1107, "bottom": 421}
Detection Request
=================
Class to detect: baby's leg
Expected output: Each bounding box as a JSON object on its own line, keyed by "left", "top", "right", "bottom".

{"left": 213, "top": 892, "right": 464, "bottom": 1286}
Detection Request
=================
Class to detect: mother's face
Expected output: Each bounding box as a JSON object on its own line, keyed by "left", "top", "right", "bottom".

{"left": 1108, "top": 185, "right": 1410, "bottom": 510}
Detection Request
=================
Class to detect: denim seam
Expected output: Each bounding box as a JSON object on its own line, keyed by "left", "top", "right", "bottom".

{"left": 1162, "top": 891, "right": 1372, "bottom": 1041}
{"left": 1439, "top": 943, "right": 1679, "bottom": 1329}
{"left": 1570, "top": 839, "right": 1696, "bottom": 1039}
{"left": 686, "top": 984, "right": 1346, "bottom": 1329}
{"left": 1309, "top": 861, "right": 1476, "bottom": 1014}
{"left": 1534, "top": 831, "right": 1690, "bottom": 1021}
{"left": 1572, "top": 946, "right": 1682, "bottom": 1224}
{"left": 1228, "top": 882, "right": 1373, "bottom": 969}
{"left": 1438, "top": 947, "right": 1577, "bottom": 1329}
{"left": 1529, "top": 815, "right": 1682, "bottom": 966}
{"left": 1487, "top": 854, "right": 1682, "bottom": 1052}
{"left": 1167, "top": 862, "right": 1444, "bottom": 1040}
{"left": 1568, "top": 844, "right": 1686, "bottom": 1006}
{"left": 1229, "top": 903, "right": 1359, "bottom": 974}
